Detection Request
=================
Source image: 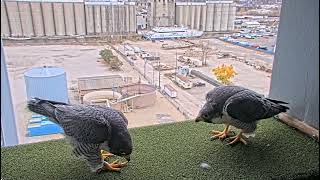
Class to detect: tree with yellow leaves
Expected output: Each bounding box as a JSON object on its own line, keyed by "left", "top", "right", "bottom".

{"left": 212, "top": 64, "right": 237, "bottom": 85}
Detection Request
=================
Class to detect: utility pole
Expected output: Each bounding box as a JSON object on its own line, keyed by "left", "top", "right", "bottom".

{"left": 152, "top": 65, "right": 155, "bottom": 87}
{"left": 175, "top": 49, "right": 178, "bottom": 81}
{"left": 158, "top": 53, "right": 161, "bottom": 89}
{"left": 144, "top": 59, "right": 147, "bottom": 78}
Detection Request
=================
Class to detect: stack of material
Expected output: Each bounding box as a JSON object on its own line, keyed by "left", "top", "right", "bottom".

{"left": 27, "top": 113, "right": 63, "bottom": 137}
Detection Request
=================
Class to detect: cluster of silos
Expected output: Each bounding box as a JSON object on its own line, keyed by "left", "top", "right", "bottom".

{"left": 175, "top": 1, "right": 236, "bottom": 32}
{"left": 1, "top": 0, "right": 136, "bottom": 38}
{"left": 150, "top": 0, "right": 175, "bottom": 27}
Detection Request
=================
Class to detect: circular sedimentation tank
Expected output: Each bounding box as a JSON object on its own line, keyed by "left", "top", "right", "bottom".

{"left": 121, "top": 83, "right": 157, "bottom": 109}
{"left": 83, "top": 90, "right": 122, "bottom": 105}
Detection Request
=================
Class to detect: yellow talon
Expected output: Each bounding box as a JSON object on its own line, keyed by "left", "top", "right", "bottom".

{"left": 211, "top": 124, "right": 230, "bottom": 140}
{"left": 227, "top": 132, "right": 248, "bottom": 145}
{"left": 101, "top": 150, "right": 115, "bottom": 160}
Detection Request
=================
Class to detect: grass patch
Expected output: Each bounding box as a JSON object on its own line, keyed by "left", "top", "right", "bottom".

{"left": 1, "top": 119, "right": 319, "bottom": 180}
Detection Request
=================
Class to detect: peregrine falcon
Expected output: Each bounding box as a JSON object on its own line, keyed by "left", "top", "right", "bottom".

{"left": 27, "top": 97, "right": 132, "bottom": 173}
{"left": 195, "top": 85, "right": 289, "bottom": 145}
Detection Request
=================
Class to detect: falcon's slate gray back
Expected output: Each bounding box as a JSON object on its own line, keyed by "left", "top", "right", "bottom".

{"left": 195, "top": 85, "right": 289, "bottom": 145}
{"left": 27, "top": 97, "right": 132, "bottom": 172}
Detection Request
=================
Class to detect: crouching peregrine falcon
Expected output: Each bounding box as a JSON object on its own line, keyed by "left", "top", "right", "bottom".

{"left": 195, "top": 85, "right": 289, "bottom": 145}
{"left": 27, "top": 98, "right": 132, "bottom": 173}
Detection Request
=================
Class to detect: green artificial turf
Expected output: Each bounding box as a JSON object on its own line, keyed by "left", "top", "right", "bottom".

{"left": 1, "top": 119, "right": 319, "bottom": 180}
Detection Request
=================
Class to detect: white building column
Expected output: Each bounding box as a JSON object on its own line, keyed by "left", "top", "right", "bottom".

{"left": 1, "top": 39, "right": 19, "bottom": 146}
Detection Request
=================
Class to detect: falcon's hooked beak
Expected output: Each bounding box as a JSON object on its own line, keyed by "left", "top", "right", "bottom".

{"left": 195, "top": 116, "right": 204, "bottom": 122}
{"left": 123, "top": 155, "right": 131, "bottom": 162}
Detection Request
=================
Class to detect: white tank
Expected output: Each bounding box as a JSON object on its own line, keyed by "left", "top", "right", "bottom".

{"left": 24, "top": 66, "right": 69, "bottom": 103}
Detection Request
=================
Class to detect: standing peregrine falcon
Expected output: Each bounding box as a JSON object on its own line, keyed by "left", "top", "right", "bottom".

{"left": 195, "top": 85, "right": 289, "bottom": 145}
{"left": 27, "top": 98, "right": 132, "bottom": 173}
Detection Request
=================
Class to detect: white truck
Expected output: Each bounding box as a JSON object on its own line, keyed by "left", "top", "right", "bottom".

{"left": 164, "top": 84, "right": 177, "bottom": 98}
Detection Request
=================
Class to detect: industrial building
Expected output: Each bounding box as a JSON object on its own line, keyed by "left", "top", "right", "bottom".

{"left": 175, "top": 0, "right": 236, "bottom": 32}
{"left": 150, "top": 0, "right": 176, "bottom": 27}
{"left": 137, "top": 0, "right": 236, "bottom": 32}
{"left": 1, "top": 0, "right": 236, "bottom": 38}
{"left": 1, "top": 0, "right": 137, "bottom": 38}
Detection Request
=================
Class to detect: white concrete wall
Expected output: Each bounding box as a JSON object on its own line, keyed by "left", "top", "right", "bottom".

{"left": 64, "top": 3, "right": 76, "bottom": 36}
{"left": 101, "top": 6, "right": 108, "bottom": 34}
{"left": 85, "top": 5, "right": 94, "bottom": 35}
{"left": 18, "top": 2, "right": 34, "bottom": 37}
{"left": 269, "top": 0, "right": 319, "bottom": 129}
{"left": 74, "top": 3, "right": 86, "bottom": 35}
{"left": 42, "top": 2, "right": 56, "bottom": 36}
{"left": 6, "top": 1, "right": 23, "bottom": 37}
{"left": 1, "top": 1, "right": 10, "bottom": 37}
{"left": 53, "top": 3, "right": 66, "bottom": 36}
{"left": 30, "top": 2, "right": 44, "bottom": 37}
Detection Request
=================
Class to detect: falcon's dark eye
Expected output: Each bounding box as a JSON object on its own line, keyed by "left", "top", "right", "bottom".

{"left": 203, "top": 114, "right": 209, "bottom": 119}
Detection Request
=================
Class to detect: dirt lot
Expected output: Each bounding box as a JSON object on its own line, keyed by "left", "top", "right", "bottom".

{"left": 4, "top": 44, "right": 185, "bottom": 144}
{"left": 123, "top": 38, "right": 272, "bottom": 96}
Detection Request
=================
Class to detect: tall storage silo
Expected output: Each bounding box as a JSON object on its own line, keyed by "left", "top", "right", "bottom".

{"left": 213, "top": 3, "right": 222, "bottom": 31}
{"left": 24, "top": 66, "right": 69, "bottom": 103}
{"left": 220, "top": 3, "right": 229, "bottom": 31}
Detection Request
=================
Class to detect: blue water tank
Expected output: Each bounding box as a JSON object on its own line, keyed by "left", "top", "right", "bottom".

{"left": 24, "top": 66, "right": 69, "bottom": 103}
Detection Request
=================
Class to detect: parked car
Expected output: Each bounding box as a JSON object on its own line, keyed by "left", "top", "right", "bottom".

{"left": 193, "top": 82, "right": 206, "bottom": 87}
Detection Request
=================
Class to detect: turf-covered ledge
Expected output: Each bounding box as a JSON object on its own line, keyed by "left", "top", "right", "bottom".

{"left": 1, "top": 119, "right": 319, "bottom": 180}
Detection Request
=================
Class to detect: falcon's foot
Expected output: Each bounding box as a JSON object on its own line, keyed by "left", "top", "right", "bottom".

{"left": 226, "top": 132, "right": 248, "bottom": 145}
{"left": 211, "top": 124, "right": 232, "bottom": 140}
{"left": 97, "top": 160, "right": 128, "bottom": 173}
{"left": 101, "top": 150, "right": 115, "bottom": 160}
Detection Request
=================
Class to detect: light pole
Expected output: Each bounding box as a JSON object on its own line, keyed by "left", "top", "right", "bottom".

{"left": 158, "top": 58, "right": 161, "bottom": 89}
{"left": 175, "top": 49, "right": 178, "bottom": 81}
{"left": 144, "top": 59, "right": 147, "bottom": 78}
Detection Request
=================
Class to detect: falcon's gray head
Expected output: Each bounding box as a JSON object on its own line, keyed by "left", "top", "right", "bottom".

{"left": 109, "top": 130, "right": 133, "bottom": 161}
{"left": 195, "top": 101, "right": 223, "bottom": 124}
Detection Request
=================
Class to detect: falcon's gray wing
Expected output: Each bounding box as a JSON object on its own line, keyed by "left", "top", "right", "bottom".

{"left": 54, "top": 104, "right": 112, "bottom": 144}
{"left": 224, "top": 90, "right": 278, "bottom": 123}
{"left": 90, "top": 105, "right": 128, "bottom": 126}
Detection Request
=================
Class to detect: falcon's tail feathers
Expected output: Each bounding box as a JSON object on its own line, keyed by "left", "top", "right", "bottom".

{"left": 277, "top": 104, "right": 290, "bottom": 112}
{"left": 27, "top": 97, "right": 66, "bottom": 124}
{"left": 266, "top": 98, "right": 289, "bottom": 105}
{"left": 266, "top": 98, "right": 290, "bottom": 112}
